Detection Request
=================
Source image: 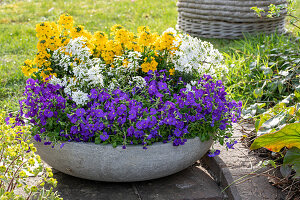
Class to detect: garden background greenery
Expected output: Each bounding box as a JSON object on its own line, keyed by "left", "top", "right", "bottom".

{"left": 0, "top": 0, "right": 299, "bottom": 198}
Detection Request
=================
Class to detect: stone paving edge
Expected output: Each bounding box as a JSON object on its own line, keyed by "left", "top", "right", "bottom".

{"left": 202, "top": 155, "right": 242, "bottom": 200}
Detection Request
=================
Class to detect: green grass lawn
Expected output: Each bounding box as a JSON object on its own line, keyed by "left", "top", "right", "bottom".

{"left": 0, "top": 0, "right": 299, "bottom": 112}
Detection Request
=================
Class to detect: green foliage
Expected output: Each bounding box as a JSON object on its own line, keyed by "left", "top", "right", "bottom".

{"left": 251, "top": 123, "right": 300, "bottom": 178}
{"left": 251, "top": 0, "right": 295, "bottom": 18}
{"left": 254, "top": 98, "right": 300, "bottom": 136}
{"left": 248, "top": 45, "right": 299, "bottom": 104}
{"left": 221, "top": 31, "right": 300, "bottom": 179}
{"left": 222, "top": 33, "right": 300, "bottom": 107}
{"left": 0, "top": 111, "right": 62, "bottom": 200}
{"left": 284, "top": 147, "right": 300, "bottom": 177}
{"left": 267, "top": 4, "right": 284, "bottom": 18}
{"left": 251, "top": 0, "right": 300, "bottom": 30}
{"left": 250, "top": 122, "right": 300, "bottom": 152}
{"left": 251, "top": 7, "right": 265, "bottom": 18}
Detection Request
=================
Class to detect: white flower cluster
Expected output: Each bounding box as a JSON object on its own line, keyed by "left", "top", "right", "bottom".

{"left": 50, "top": 37, "right": 106, "bottom": 105}
{"left": 49, "top": 37, "right": 146, "bottom": 105}
{"left": 114, "top": 51, "right": 142, "bottom": 73}
{"left": 108, "top": 51, "right": 146, "bottom": 90}
{"left": 172, "top": 35, "right": 227, "bottom": 76}
{"left": 129, "top": 76, "right": 147, "bottom": 88}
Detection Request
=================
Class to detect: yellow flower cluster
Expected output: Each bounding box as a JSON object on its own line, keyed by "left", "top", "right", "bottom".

{"left": 137, "top": 26, "right": 158, "bottom": 47}
{"left": 23, "top": 14, "right": 180, "bottom": 80}
{"left": 141, "top": 57, "right": 158, "bottom": 73}
{"left": 57, "top": 13, "right": 73, "bottom": 29}
{"left": 21, "top": 59, "right": 38, "bottom": 77}
{"left": 169, "top": 68, "right": 175, "bottom": 75}
{"left": 155, "top": 31, "right": 178, "bottom": 51}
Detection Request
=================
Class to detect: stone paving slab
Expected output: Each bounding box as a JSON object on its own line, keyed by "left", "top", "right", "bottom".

{"left": 136, "top": 166, "right": 223, "bottom": 200}
{"left": 51, "top": 165, "right": 224, "bottom": 200}
{"left": 215, "top": 123, "right": 286, "bottom": 200}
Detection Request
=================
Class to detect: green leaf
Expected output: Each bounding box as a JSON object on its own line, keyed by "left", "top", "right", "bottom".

{"left": 295, "top": 90, "right": 300, "bottom": 101}
{"left": 270, "top": 81, "right": 278, "bottom": 92}
{"left": 0, "top": 188, "right": 5, "bottom": 196}
{"left": 261, "top": 66, "right": 273, "bottom": 77}
{"left": 283, "top": 147, "right": 300, "bottom": 178}
{"left": 280, "top": 164, "right": 292, "bottom": 178}
{"left": 251, "top": 123, "right": 300, "bottom": 152}
{"left": 95, "top": 137, "right": 100, "bottom": 144}
{"left": 257, "top": 112, "right": 287, "bottom": 136}
{"left": 112, "top": 142, "right": 117, "bottom": 148}
{"left": 277, "top": 80, "right": 284, "bottom": 94}
{"left": 253, "top": 88, "right": 263, "bottom": 99}
{"left": 255, "top": 119, "right": 261, "bottom": 132}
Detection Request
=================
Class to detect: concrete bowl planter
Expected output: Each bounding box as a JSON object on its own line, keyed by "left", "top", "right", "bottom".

{"left": 34, "top": 137, "right": 213, "bottom": 182}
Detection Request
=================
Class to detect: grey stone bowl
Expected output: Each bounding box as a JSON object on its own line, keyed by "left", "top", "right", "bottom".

{"left": 34, "top": 137, "right": 213, "bottom": 182}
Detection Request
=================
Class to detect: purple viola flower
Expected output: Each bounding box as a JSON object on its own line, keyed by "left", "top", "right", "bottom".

{"left": 26, "top": 78, "right": 36, "bottom": 85}
{"left": 148, "top": 116, "right": 157, "bottom": 128}
{"left": 174, "top": 128, "right": 183, "bottom": 137}
{"left": 173, "top": 138, "right": 185, "bottom": 146}
{"left": 148, "top": 85, "right": 158, "bottom": 96}
{"left": 127, "top": 126, "right": 135, "bottom": 137}
{"left": 68, "top": 114, "right": 78, "bottom": 124}
{"left": 90, "top": 89, "right": 98, "bottom": 99}
{"left": 147, "top": 134, "right": 153, "bottom": 140}
{"left": 98, "top": 122, "right": 105, "bottom": 130}
{"left": 158, "top": 81, "right": 168, "bottom": 90}
{"left": 44, "top": 141, "right": 52, "bottom": 145}
{"left": 128, "top": 110, "right": 137, "bottom": 120}
{"left": 95, "top": 109, "right": 105, "bottom": 118}
{"left": 155, "top": 92, "right": 163, "bottom": 98}
{"left": 76, "top": 108, "right": 86, "bottom": 117}
{"left": 100, "top": 132, "right": 109, "bottom": 141}
{"left": 5, "top": 117, "right": 10, "bottom": 125}
{"left": 149, "top": 108, "right": 157, "bottom": 115}
{"left": 60, "top": 143, "right": 65, "bottom": 148}
{"left": 150, "top": 128, "right": 158, "bottom": 135}
{"left": 40, "top": 128, "right": 46, "bottom": 133}
{"left": 44, "top": 109, "right": 53, "bottom": 118}
{"left": 175, "top": 120, "right": 184, "bottom": 129}
{"left": 40, "top": 117, "right": 47, "bottom": 126}
{"left": 141, "top": 119, "right": 149, "bottom": 129}
{"left": 134, "top": 130, "right": 144, "bottom": 138}
{"left": 208, "top": 150, "right": 220, "bottom": 157}
{"left": 107, "top": 109, "right": 117, "bottom": 120}
{"left": 136, "top": 121, "right": 143, "bottom": 130}
{"left": 89, "top": 123, "right": 98, "bottom": 132}
{"left": 30, "top": 118, "right": 36, "bottom": 124}
{"left": 117, "top": 104, "right": 127, "bottom": 115}
{"left": 117, "top": 116, "right": 126, "bottom": 125}
{"left": 34, "top": 134, "right": 41, "bottom": 142}
{"left": 70, "top": 126, "right": 78, "bottom": 134}
{"left": 99, "top": 92, "right": 111, "bottom": 102}
{"left": 164, "top": 117, "right": 176, "bottom": 126}
{"left": 226, "top": 140, "right": 238, "bottom": 149}
{"left": 219, "top": 123, "right": 227, "bottom": 130}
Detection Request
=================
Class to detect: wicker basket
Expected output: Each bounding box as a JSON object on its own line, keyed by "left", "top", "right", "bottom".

{"left": 177, "top": 0, "right": 287, "bottom": 39}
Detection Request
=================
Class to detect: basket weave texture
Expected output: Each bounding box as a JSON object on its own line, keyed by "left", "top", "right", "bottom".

{"left": 177, "top": 0, "right": 287, "bottom": 39}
